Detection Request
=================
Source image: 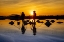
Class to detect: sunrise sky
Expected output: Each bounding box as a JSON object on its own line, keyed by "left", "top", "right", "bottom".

{"left": 0, "top": 0, "right": 64, "bottom": 16}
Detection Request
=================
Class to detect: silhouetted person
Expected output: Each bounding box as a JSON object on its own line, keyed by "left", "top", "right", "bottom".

{"left": 21, "top": 12, "right": 25, "bottom": 21}
{"left": 21, "top": 12, "right": 26, "bottom": 34}
{"left": 21, "top": 24, "right": 26, "bottom": 34}
{"left": 33, "top": 11, "right": 36, "bottom": 19}
{"left": 32, "top": 11, "right": 36, "bottom": 35}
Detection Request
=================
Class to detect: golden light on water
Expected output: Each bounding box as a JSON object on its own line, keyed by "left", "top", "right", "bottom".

{"left": 30, "top": 19, "right": 34, "bottom": 22}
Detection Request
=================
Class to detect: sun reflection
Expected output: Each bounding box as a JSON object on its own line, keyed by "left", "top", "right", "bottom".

{"left": 30, "top": 19, "right": 34, "bottom": 22}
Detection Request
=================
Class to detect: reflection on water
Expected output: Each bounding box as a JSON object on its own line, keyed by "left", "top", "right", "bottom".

{"left": 0, "top": 19, "right": 64, "bottom": 37}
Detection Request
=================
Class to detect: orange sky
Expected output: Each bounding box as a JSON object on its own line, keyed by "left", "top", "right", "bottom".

{"left": 0, "top": 0, "right": 64, "bottom": 16}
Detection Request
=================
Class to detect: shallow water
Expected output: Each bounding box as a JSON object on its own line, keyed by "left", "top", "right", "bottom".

{"left": 0, "top": 19, "right": 64, "bottom": 42}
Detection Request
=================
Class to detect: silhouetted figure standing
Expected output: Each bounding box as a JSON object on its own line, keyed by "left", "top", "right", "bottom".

{"left": 33, "top": 11, "right": 36, "bottom": 26}
{"left": 33, "top": 11, "right": 36, "bottom": 19}
{"left": 21, "top": 12, "right": 25, "bottom": 21}
{"left": 32, "top": 11, "right": 37, "bottom": 35}
{"left": 21, "top": 12, "right": 26, "bottom": 34}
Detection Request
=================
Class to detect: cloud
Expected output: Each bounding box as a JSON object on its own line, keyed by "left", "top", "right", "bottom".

{"left": 0, "top": 0, "right": 23, "bottom": 6}
{"left": 0, "top": 0, "right": 64, "bottom": 7}
{"left": 30, "top": 0, "right": 64, "bottom": 4}
{"left": 0, "top": 0, "right": 64, "bottom": 13}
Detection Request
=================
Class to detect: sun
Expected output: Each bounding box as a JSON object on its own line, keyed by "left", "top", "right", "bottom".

{"left": 30, "top": 12, "right": 33, "bottom": 15}
{"left": 30, "top": 11, "right": 33, "bottom": 15}
{"left": 30, "top": 10, "right": 34, "bottom": 15}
